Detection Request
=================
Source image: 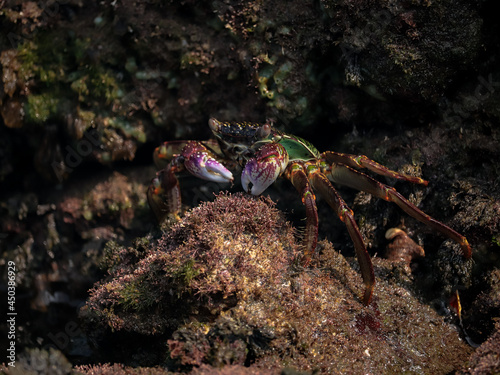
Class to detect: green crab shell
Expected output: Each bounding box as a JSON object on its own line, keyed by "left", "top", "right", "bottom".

{"left": 276, "top": 133, "right": 321, "bottom": 162}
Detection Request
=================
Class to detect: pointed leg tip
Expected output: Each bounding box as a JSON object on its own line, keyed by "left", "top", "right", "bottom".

{"left": 363, "top": 288, "right": 374, "bottom": 306}
{"left": 301, "top": 254, "right": 312, "bottom": 268}
{"left": 462, "top": 239, "right": 472, "bottom": 259}
{"left": 409, "top": 176, "right": 428, "bottom": 186}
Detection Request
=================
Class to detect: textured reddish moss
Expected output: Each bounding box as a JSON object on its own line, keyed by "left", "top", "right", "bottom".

{"left": 80, "top": 193, "right": 473, "bottom": 373}
{"left": 75, "top": 363, "right": 279, "bottom": 375}
{"left": 80, "top": 192, "right": 298, "bottom": 335}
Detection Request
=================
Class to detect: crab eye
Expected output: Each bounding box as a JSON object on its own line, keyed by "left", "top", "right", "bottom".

{"left": 256, "top": 123, "right": 271, "bottom": 139}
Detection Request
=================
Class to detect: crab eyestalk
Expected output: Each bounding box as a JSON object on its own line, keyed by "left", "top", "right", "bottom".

{"left": 241, "top": 143, "right": 289, "bottom": 195}
{"left": 182, "top": 141, "right": 234, "bottom": 184}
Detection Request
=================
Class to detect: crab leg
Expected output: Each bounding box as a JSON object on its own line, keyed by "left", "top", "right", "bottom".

{"left": 284, "top": 163, "right": 319, "bottom": 267}
{"left": 308, "top": 167, "right": 375, "bottom": 305}
{"left": 147, "top": 158, "right": 184, "bottom": 222}
{"left": 329, "top": 164, "right": 472, "bottom": 258}
{"left": 322, "top": 151, "right": 428, "bottom": 186}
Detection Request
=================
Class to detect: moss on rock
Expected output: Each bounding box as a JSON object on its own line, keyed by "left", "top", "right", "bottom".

{"left": 80, "top": 193, "right": 472, "bottom": 373}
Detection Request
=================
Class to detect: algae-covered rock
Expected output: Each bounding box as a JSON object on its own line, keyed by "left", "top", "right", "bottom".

{"left": 81, "top": 193, "right": 298, "bottom": 336}
{"left": 80, "top": 193, "right": 472, "bottom": 373}
{"left": 0, "top": 0, "right": 491, "bottom": 189}
{"left": 322, "top": 0, "right": 482, "bottom": 101}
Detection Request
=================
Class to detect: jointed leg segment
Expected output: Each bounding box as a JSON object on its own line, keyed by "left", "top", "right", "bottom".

{"left": 285, "top": 162, "right": 376, "bottom": 304}
{"left": 147, "top": 159, "right": 184, "bottom": 222}
{"left": 284, "top": 153, "right": 471, "bottom": 305}
{"left": 285, "top": 163, "right": 319, "bottom": 267}
{"left": 309, "top": 170, "right": 375, "bottom": 305}
{"left": 328, "top": 163, "right": 471, "bottom": 258}
{"left": 323, "top": 151, "right": 428, "bottom": 186}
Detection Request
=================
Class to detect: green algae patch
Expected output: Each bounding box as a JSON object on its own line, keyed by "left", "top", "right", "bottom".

{"left": 176, "top": 259, "right": 202, "bottom": 286}
{"left": 25, "top": 93, "right": 60, "bottom": 123}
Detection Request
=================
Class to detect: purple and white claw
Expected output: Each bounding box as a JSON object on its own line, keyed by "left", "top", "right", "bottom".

{"left": 241, "top": 143, "right": 289, "bottom": 195}
{"left": 182, "top": 142, "right": 233, "bottom": 183}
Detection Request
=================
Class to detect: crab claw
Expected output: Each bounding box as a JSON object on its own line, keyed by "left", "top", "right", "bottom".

{"left": 241, "top": 143, "right": 289, "bottom": 195}
{"left": 182, "top": 141, "right": 233, "bottom": 183}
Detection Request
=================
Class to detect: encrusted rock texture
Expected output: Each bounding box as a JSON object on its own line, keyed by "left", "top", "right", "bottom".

{"left": 1, "top": 0, "right": 499, "bottom": 374}
{"left": 78, "top": 193, "right": 474, "bottom": 374}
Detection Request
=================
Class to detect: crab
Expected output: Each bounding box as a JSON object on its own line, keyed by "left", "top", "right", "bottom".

{"left": 148, "top": 118, "right": 472, "bottom": 305}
